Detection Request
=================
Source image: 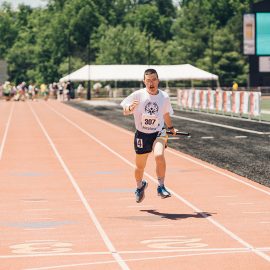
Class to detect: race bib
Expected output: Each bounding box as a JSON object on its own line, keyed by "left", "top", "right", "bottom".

{"left": 141, "top": 114, "right": 159, "bottom": 130}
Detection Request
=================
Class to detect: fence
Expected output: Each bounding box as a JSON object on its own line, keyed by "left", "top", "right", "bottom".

{"left": 177, "top": 88, "right": 261, "bottom": 119}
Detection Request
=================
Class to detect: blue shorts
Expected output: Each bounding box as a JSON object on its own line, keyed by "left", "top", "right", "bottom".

{"left": 134, "top": 129, "right": 167, "bottom": 154}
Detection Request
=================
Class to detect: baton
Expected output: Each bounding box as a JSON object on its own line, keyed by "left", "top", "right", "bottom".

{"left": 166, "top": 131, "right": 190, "bottom": 137}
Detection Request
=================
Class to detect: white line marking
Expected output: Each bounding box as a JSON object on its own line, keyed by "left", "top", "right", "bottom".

{"left": 47, "top": 103, "right": 270, "bottom": 263}
{"left": 172, "top": 115, "right": 266, "bottom": 134}
{"left": 201, "top": 136, "right": 214, "bottom": 139}
{"left": 62, "top": 103, "right": 270, "bottom": 197}
{"left": 167, "top": 148, "right": 270, "bottom": 196}
{"left": 22, "top": 250, "right": 255, "bottom": 270}
{"left": 0, "top": 103, "right": 14, "bottom": 160}
{"left": 235, "top": 136, "right": 247, "bottom": 138}
{"left": 0, "top": 247, "right": 267, "bottom": 259}
{"left": 28, "top": 104, "right": 130, "bottom": 270}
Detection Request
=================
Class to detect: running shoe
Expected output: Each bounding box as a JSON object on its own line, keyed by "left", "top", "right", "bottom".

{"left": 157, "top": 185, "right": 171, "bottom": 198}
{"left": 135, "top": 180, "right": 148, "bottom": 203}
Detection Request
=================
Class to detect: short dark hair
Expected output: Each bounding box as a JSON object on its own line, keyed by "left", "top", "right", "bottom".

{"left": 144, "top": 69, "right": 158, "bottom": 79}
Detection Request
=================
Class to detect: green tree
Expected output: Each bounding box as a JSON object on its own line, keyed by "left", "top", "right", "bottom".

{"left": 94, "top": 24, "right": 164, "bottom": 64}
{"left": 172, "top": 0, "right": 253, "bottom": 86}
{"left": 1, "top": 0, "right": 256, "bottom": 86}
{"left": 172, "top": 1, "right": 213, "bottom": 65}
{"left": 0, "top": 4, "right": 18, "bottom": 58}
{"left": 124, "top": 3, "right": 174, "bottom": 41}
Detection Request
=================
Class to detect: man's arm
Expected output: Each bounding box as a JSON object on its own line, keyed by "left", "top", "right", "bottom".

{"left": 164, "top": 112, "right": 177, "bottom": 135}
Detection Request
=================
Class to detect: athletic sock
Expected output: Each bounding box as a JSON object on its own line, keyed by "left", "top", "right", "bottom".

{"left": 158, "top": 177, "right": 164, "bottom": 187}
{"left": 137, "top": 180, "right": 143, "bottom": 189}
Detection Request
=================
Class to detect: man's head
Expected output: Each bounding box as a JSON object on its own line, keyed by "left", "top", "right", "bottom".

{"left": 143, "top": 69, "right": 159, "bottom": 95}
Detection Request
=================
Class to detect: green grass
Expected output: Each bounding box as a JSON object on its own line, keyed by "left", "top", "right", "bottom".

{"left": 261, "top": 98, "right": 270, "bottom": 110}
{"left": 261, "top": 97, "right": 270, "bottom": 122}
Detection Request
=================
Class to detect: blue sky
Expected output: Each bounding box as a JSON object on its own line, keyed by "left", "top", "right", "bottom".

{"left": 0, "top": 0, "right": 48, "bottom": 8}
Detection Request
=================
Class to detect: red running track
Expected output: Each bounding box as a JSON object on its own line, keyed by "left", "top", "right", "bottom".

{"left": 0, "top": 100, "right": 269, "bottom": 270}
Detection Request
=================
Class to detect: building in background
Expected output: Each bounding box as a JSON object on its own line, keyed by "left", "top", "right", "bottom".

{"left": 244, "top": 0, "right": 270, "bottom": 87}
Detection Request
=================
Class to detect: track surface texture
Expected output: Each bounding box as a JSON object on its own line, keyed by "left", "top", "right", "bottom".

{"left": 68, "top": 99, "right": 270, "bottom": 188}
{"left": 1, "top": 100, "right": 270, "bottom": 270}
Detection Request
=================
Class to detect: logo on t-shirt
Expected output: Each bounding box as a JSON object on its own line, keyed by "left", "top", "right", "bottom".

{"left": 145, "top": 102, "right": 159, "bottom": 115}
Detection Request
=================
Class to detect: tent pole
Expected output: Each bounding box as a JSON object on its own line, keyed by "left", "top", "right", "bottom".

{"left": 87, "top": 79, "right": 91, "bottom": 100}
{"left": 87, "top": 40, "right": 91, "bottom": 100}
{"left": 87, "top": 67, "right": 91, "bottom": 100}
{"left": 216, "top": 79, "right": 220, "bottom": 89}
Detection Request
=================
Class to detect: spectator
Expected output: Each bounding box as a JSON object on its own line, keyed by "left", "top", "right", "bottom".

{"left": 76, "top": 83, "right": 84, "bottom": 99}
{"left": 3, "top": 81, "right": 12, "bottom": 101}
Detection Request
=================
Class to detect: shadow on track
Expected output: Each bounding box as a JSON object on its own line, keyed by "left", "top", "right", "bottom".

{"left": 140, "top": 209, "right": 215, "bottom": 220}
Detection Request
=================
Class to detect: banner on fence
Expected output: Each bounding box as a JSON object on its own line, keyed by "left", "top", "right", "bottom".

{"left": 232, "top": 91, "right": 240, "bottom": 114}
{"left": 249, "top": 91, "right": 261, "bottom": 116}
{"left": 177, "top": 88, "right": 261, "bottom": 117}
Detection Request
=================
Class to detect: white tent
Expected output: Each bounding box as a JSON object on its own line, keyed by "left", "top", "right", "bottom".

{"left": 60, "top": 64, "right": 218, "bottom": 83}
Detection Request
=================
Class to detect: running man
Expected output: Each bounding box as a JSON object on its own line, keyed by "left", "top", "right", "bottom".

{"left": 121, "top": 68, "right": 177, "bottom": 203}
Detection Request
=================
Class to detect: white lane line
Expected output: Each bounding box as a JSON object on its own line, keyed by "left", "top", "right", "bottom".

{"left": 61, "top": 103, "right": 270, "bottom": 197}
{"left": 0, "top": 247, "right": 265, "bottom": 259}
{"left": 172, "top": 114, "right": 266, "bottom": 135}
{"left": 258, "top": 247, "right": 270, "bottom": 251}
{"left": 235, "top": 136, "right": 247, "bottom": 138}
{"left": 201, "top": 136, "right": 214, "bottom": 139}
{"left": 47, "top": 103, "right": 270, "bottom": 263}
{"left": 28, "top": 104, "right": 130, "bottom": 270}
{"left": 167, "top": 148, "right": 270, "bottom": 197}
{"left": 0, "top": 103, "right": 14, "bottom": 160}
{"left": 23, "top": 250, "right": 253, "bottom": 270}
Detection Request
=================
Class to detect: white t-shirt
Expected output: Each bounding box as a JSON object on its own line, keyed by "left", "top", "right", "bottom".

{"left": 120, "top": 88, "right": 173, "bottom": 133}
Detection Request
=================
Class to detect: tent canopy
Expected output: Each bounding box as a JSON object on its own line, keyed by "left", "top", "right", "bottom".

{"left": 59, "top": 64, "right": 218, "bottom": 82}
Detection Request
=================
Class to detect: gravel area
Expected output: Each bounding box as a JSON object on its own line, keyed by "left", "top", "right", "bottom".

{"left": 66, "top": 100, "right": 270, "bottom": 188}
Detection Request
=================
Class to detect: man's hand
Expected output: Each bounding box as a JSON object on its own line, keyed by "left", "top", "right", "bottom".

{"left": 123, "top": 100, "right": 139, "bottom": 115}
{"left": 169, "top": 127, "right": 178, "bottom": 136}
{"left": 128, "top": 100, "right": 139, "bottom": 112}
